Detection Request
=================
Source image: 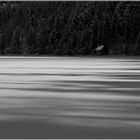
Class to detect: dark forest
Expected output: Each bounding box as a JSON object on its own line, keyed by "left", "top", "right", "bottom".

{"left": 0, "top": 1, "right": 140, "bottom": 55}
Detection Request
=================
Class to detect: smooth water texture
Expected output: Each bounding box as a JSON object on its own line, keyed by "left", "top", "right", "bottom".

{"left": 0, "top": 56, "right": 140, "bottom": 138}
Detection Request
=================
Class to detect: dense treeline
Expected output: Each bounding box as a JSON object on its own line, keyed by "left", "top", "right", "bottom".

{"left": 0, "top": 1, "right": 140, "bottom": 55}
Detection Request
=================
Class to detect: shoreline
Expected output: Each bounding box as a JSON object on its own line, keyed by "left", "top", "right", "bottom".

{"left": 0, "top": 55, "right": 140, "bottom": 58}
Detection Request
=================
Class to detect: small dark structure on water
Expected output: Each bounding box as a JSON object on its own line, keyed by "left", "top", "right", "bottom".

{"left": 94, "top": 45, "right": 108, "bottom": 55}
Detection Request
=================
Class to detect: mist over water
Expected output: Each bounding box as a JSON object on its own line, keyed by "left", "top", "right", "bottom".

{"left": 0, "top": 56, "right": 140, "bottom": 138}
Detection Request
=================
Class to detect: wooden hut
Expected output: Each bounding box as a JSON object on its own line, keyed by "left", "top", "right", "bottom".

{"left": 95, "top": 45, "right": 108, "bottom": 55}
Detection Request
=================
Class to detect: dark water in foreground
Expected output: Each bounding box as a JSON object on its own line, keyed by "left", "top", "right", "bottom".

{"left": 0, "top": 56, "right": 140, "bottom": 138}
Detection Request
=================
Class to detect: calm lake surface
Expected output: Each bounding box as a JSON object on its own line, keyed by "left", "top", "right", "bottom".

{"left": 0, "top": 56, "right": 140, "bottom": 138}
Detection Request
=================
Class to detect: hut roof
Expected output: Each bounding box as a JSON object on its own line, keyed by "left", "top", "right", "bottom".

{"left": 96, "top": 45, "right": 104, "bottom": 51}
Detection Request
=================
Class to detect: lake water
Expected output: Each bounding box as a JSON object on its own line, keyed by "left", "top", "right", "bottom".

{"left": 0, "top": 56, "right": 140, "bottom": 138}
